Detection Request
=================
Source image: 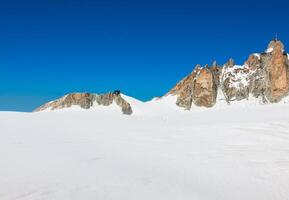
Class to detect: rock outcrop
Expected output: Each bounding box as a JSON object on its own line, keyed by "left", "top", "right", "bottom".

{"left": 192, "top": 66, "right": 217, "bottom": 107}
{"left": 168, "top": 65, "right": 200, "bottom": 109}
{"left": 220, "top": 59, "right": 251, "bottom": 102}
{"left": 34, "top": 91, "right": 133, "bottom": 115}
{"left": 167, "top": 39, "right": 289, "bottom": 109}
{"left": 245, "top": 54, "right": 265, "bottom": 100}
{"left": 34, "top": 93, "right": 95, "bottom": 111}
{"left": 94, "top": 91, "right": 133, "bottom": 115}
{"left": 168, "top": 63, "right": 218, "bottom": 109}
{"left": 263, "top": 40, "right": 289, "bottom": 102}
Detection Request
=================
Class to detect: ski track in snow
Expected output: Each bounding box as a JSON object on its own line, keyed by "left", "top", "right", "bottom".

{"left": 1, "top": 102, "right": 289, "bottom": 200}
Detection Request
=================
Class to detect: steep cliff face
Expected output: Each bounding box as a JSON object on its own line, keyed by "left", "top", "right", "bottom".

{"left": 168, "top": 63, "right": 218, "bottom": 109}
{"left": 192, "top": 67, "right": 217, "bottom": 107}
{"left": 245, "top": 54, "right": 265, "bottom": 100}
{"left": 167, "top": 39, "right": 289, "bottom": 109}
{"left": 263, "top": 40, "right": 289, "bottom": 102}
{"left": 168, "top": 65, "right": 201, "bottom": 109}
{"left": 34, "top": 91, "right": 133, "bottom": 115}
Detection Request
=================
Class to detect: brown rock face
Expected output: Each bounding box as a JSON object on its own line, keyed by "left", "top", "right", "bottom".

{"left": 246, "top": 54, "right": 261, "bottom": 71}
{"left": 168, "top": 65, "right": 202, "bottom": 109}
{"left": 35, "top": 93, "right": 95, "bottom": 111}
{"left": 168, "top": 63, "right": 218, "bottom": 109}
{"left": 268, "top": 40, "right": 285, "bottom": 51}
{"left": 114, "top": 94, "right": 133, "bottom": 115}
{"left": 226, "top": 58, "right": 235, "bottom": 67}
{"left": 95, "top": 91, "right": 132, "bottom": 115}
{"left": 264, "top": 40, "right": 289, "bottom": 102}
{"left": 34, "top": 91, "right": 133, "bottom": 115}
{"left": 192, "top": 68, "right": 217, "bottom": 107}
{"left": 210, "top": 63, "right": 222, "bottom": 87}
{"left": 245, "top": 54, "right": 266, "bottom": 100}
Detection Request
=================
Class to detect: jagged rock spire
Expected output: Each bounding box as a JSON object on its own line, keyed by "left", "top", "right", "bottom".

{"left": 225, "top": 58, "right": 235, "bottom": 67}
{"left": 167, "top": 39, "right": 289, "bottom": 109}
{"left": 264, "top": 39, "right": 289, "bottom": 102}
{"left": 267, "top": 39, "right": 284, "bottom": 53}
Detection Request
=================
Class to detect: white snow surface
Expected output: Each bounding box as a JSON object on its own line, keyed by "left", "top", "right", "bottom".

{"left": 266, "top": 46, "right": 285, "bottom": 54}
{"left": 266, "top": 47, "right": 274, "bottom": 53}
{"left": 2, "top": 97, "right": 289, "bottom": 200}
{"left": 253, "top": 53, "right": 261, "bottom": 59}
{"left": 221, "top": 64, "right": 251, "bottom": 89}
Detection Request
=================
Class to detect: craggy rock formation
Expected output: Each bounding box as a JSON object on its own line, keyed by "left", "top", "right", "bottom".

{"left": 245, "top": 54, "right": 265, "bottom": 99}
{"left": 168, "top": 65, "right": 200, "bottom": 109}
{"left": 168, "top": 63, "right": 218, "bottom": 109}
{"left": 34, "top": 93, "right": 95, "bottom": 111}
{"left": 167, "top": 39, "right": 289, "bottom": 109}
{"left": 220, "top": 59, "right": 251, "bottom": 102}
{"left": 210, "top": 61, "right": 222, "bottom": 87}
{"left": 95, "top": 91, "right": 133, "bottom": 115}
{"left": 192, "top": 67, "right": 217, "bottom": 107}
{"left": 34, "top": 91, "right": 133, "bottom": 115}
{"left": 263, "top": 40, "right": 289, "bottom": 102}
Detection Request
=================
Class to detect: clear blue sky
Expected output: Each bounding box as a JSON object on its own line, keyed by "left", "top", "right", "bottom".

{"left": 0, "top": 0, "right": 289, "bottom": 111}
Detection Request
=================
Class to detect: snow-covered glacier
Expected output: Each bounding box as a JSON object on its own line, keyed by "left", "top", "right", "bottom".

{"left": 1, "top": 100, "right": 289, "bottom": 200}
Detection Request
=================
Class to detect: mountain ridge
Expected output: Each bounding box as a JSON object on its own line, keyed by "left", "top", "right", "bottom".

{"left": 34, "top": 91, "right": 133, "bottom": 115}
{"left": 34, "top": 39, "right": 289, "bottom": 115}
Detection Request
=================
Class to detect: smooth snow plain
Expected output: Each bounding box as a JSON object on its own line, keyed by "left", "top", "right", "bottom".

{"left": 1, "top": 96, "right": 289, "bottom": 200}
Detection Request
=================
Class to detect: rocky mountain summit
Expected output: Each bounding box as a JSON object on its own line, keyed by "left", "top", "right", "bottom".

{"left": 167, "top": 39, "right": 289, "bottom": 109}
{"left": 34, "top": 91, "right": 133, "bottom": 115}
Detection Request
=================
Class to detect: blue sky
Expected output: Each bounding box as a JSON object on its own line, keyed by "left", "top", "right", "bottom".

{"left": 0, "top": 0, "right": 289, "bottom": 111}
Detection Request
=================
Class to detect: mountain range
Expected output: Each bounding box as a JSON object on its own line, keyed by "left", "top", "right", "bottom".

{"left": 35, "top": 39, "right": 289, "bottom": 114}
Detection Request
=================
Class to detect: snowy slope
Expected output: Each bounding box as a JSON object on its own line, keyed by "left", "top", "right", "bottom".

{"left": 1, "top": 104, "right": 289, "bottom": 200}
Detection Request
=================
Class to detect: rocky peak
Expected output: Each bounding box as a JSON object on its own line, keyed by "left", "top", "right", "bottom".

{"left": 95, "top": 91, "right": 133, "bottom": 115}
{"left": 245, "top": 54, "right": 261, "bottom": 70}
{"left": 34, "top": 90, "right": 133, "bottom": 115}
{"left": 167, "top": 39, "right": 289, "bottom": 109}
{"left": 168, "top": 63, "right": 218, "bottom": 109}
{"left": 225, "top": 58, "right": 235, "bottom": 67}
{"left": 34, "top": 93, "right": 95, "bottom": 111}
{"left": 267, "top": 39, "right": 284, "bottom": 53}
{"left": 244, "top": 54, "right": 265, "bottom": 99}
{"left": 264, "top": 40, "right": 289, "bottom": 102}
{"left": 192, "top": 67, "right": 217, "bottom": 107}
{"left": 168, "top": 67, "right": 196, "bottom": 109}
